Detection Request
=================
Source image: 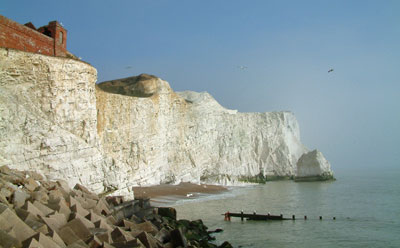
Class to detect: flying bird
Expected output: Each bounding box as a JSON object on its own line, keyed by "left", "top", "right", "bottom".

{"left": 238, "top": 65, "right": 248, "bottom": 70}
{"left": 125, "top": 66, "right": 133, "bottom": 69}
{"left": 328, "top": 68, "right": 334, "bottom": 73}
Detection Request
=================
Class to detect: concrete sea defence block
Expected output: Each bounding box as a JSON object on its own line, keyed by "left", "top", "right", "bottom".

{"left": 12, "top": 189, "right": 30, "bottom": 208}
{"left": 136, "top": 231, "right": 160, "bottom": 248}
{"left": 0, "top": 167, "right": 233, "bottom": 248}
{"left": 111, "top": 227, "right": 134, "bottom": 243}
{"left": 67, "top": 239, "right": 89, "bottom": 248}
{"left": 48, "top": 230, "right": 67, "bottom": 248}
{"left": 68, "top": 212, "right": 95, "bottom": 229}
{"left": 32, "top": 200, "right": 55, "bottom": 216}
{"left": 58, "top": 226, "right": 82, "bottom": 245}
{"left": 61, "top": 218, "right": 92, "bottom": 242}
{"left": 170, "top": 228, "right": 188, "bottom": 248}
{"left": 23, "top": 177, "right": 40, "bottom": 192}
{"left": 22, "top": 201, "right": 46, "bottom": 217}
{"left": 0, "top": 207, "right": 36, "bottom": 242}
{"left": 42, "top": 212, "right": 69, "bottom": 230}
{"left": 22, "top": 238, "right": 45, "bottom": 248}
{"left": 0, "top": 229, "right": 22, "bottom": 248}
{"left": 46, "top": 197, "right": 71, "bottom": 219}
{"left": 157, "top": 207, "right": 177, "bottom": 220}
{"left": 22, "top": 232, "right": 62, "bottom": 248}
{"left": 85, "top": 209, "right": 103, "bottom": 223}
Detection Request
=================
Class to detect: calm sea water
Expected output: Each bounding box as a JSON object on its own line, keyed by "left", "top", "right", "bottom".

{"left": 169, "top": 168, "right": 400, "bottom": 247}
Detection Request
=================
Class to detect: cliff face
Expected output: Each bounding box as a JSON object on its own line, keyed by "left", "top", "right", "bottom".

{"left": 0, "top": 48, "right": 332, "bottom": 196}
{"left": 96, "top": 75, "right": 308, "bottom": 185}
{"left": 0, "top": 48, "right": 134, "bottom": 196}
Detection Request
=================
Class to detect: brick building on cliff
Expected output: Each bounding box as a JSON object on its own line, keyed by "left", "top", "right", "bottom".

{"left": 0, "top": 15, "right": 68, "bottom": 57}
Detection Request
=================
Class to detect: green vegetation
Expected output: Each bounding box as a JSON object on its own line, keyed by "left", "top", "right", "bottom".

{"left": 98, "top": 185, "right": 118, "bottom": 197}
{"left": 294, "top": 174, "right": 336, "bottom": 182}
{"left": 238, "top": 173, "right": 293, "bottom": 184}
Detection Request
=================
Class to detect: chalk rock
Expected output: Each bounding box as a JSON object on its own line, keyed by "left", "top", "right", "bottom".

{"left": 0, "top": 48, "right": 333, "bottom": 196}
{"left": 295, "top": 150, "right": 334, "bottom": 181}
{"left": 96, "top": 78, "right": 309, "bottom": 185}
{"left": 0, "top": 48, "right": 132, "bottom": 197}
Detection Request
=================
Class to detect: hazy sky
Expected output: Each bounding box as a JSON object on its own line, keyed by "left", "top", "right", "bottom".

{"left": 3, "top": 1, "right": 400, "bottom": 172}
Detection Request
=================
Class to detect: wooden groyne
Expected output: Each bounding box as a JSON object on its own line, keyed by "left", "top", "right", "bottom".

{"left": 224, "top": 211, "right": 336, "bottom": 221}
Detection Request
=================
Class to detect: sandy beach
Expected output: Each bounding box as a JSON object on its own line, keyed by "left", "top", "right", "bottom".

{"left": 132, "top": 182, "right": 228, "bottom": 203}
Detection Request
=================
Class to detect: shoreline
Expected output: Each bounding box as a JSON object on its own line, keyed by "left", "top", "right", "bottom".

{"left": 133, "top": 182, "right": 228, "bottom": 205}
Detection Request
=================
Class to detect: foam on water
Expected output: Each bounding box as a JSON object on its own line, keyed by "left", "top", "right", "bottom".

{"left": 151, "top": 186, "right": 253, "bottom": 207}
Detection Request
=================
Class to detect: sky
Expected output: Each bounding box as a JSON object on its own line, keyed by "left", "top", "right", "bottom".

{"left": 3, "top": 0, "right": 400, "bottom": 173}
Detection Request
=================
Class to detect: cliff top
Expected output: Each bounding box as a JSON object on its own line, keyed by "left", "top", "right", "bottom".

{"left": 97, "top": 73, "right": 163, "bottom": 97}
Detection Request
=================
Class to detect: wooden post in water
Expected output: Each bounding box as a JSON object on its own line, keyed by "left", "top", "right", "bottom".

{"left": 292, "top": 215, "right": 295, "bottom": 220}
{"left": 224, "top": 212, "right": 231, "bottom": 221}
{"left": 319, "top": 216, "right": 322, "bottom": 220}
{"left": 304, "top": 215, "right": 307, "bottom": 220}
{"left": 241, "top": 210, "right": 244, "bottom": 221}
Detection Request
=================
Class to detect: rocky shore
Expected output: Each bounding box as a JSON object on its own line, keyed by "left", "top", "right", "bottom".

{"left": 0, "top": 166, "right": 232, "bottom": 248}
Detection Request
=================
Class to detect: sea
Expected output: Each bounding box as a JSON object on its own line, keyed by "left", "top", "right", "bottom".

{"left": 167, "top": 167, "right": 400, "bottom": 247}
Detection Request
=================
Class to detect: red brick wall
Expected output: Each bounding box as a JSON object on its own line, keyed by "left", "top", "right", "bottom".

{"left": 0, "top": 15, "right": 67, "bottom": 57}
{"left": 47, "top": 21, "right": 67, "bottom": 57}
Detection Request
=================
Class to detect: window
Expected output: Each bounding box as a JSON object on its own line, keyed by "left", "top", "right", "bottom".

{"left": 59, "top": 31, "right": 63, "bottom": 44}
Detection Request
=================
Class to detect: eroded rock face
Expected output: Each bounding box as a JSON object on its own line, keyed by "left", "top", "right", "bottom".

{"left": 0, "top": 48, "right": 133, "bottom": 196}
{"left": 96, "top": 79, "right": 310, "bottom": 185}
{"left": 295, "top": 150, "right": 334, "bottom": 181}
{"left": 1, "top": 48, "right": 333, "bottom": 196}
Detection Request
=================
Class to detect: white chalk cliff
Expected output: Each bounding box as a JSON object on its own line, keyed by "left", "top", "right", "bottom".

{"left": 0, "top": 48, "right": 132, "bottom": 197}
{"left": 0, "top": 48, "right": 333, "bottom": 197}
{"left": 296, "top": 150, "right": 334, "bottom": 181}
